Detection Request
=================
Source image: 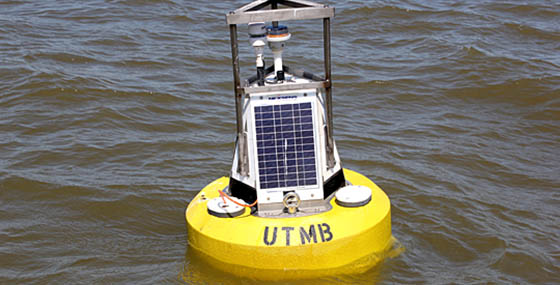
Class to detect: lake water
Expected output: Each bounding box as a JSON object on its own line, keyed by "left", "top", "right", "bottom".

{"left": 1, "top": 0, "right": 559, "bottom": 283}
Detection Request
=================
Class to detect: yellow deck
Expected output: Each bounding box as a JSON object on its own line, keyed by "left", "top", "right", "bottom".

{"left": 186, "top": 168, "right": 393, "bottom": 279}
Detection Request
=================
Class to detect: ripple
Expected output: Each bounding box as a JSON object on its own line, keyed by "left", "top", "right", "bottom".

{"left": 1, "top": 0, "right": 559, "bottom": 283}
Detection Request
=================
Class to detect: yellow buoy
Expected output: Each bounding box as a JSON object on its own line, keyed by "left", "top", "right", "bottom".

{"left": 185, "top": 0, "right": 398, "bottom": 279}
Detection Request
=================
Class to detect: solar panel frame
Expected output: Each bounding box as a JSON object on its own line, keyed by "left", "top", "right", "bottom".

{"left": 251, "top": 98, "right": 321, "bottom": 193}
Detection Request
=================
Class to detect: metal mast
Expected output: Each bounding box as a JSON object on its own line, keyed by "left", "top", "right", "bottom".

{"left": 227, "top": 0, "right": 337, "bottom": 174}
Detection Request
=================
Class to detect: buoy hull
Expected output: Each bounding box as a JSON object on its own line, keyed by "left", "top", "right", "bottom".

{"left": 185, "top": 168, "right": 392, "bottom": 279}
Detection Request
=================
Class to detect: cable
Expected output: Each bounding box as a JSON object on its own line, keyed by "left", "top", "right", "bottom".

{"left": 218, "top": 190, "right": 258, "bottom": 208}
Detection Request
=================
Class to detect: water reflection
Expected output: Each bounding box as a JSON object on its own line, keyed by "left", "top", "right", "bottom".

{"left": 181, "top": 236, "right": 404, "bottom": 284}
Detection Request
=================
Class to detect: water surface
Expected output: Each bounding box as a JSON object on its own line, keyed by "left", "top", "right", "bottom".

{"left": 1, "top": 0, "right": 559, "bottom": 283}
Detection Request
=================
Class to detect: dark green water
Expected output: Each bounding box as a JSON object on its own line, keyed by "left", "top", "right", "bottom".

{"left": 1, "top": 0, "right": 559, "bottom": 283}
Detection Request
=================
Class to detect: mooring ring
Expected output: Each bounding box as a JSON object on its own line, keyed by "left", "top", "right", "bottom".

{"left": 283, "top": 192, "right": 301, "bottom": 214}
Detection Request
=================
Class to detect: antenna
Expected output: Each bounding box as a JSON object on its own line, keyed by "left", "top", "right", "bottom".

{"left": 248, "top": 22, "right": 267, "bottom": 86}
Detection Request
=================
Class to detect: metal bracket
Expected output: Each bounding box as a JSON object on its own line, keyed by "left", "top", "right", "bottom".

{"left": 243, "top": 81, "right": 327, "bottom": 94}
{"left": 227, "top": 0, "right": 333, "bottom": 25}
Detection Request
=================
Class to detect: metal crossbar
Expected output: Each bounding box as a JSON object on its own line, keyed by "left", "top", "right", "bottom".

{"left": 227, "top": 0, "right": 333, "bottom": 24}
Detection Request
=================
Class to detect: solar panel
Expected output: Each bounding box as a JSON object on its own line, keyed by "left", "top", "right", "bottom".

{"left": 254, "top": 102, "right": 317, "bottom": 190}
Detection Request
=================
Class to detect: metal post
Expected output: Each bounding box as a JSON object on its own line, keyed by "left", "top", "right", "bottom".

{"left": 230, "top": 23, "right": 248, "bottom": 175}
{"left": 323, "top": 17, "right": 335, "bottom": 168}
{"left": 271, "top": 0, "right": 279, "bottom": 28}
